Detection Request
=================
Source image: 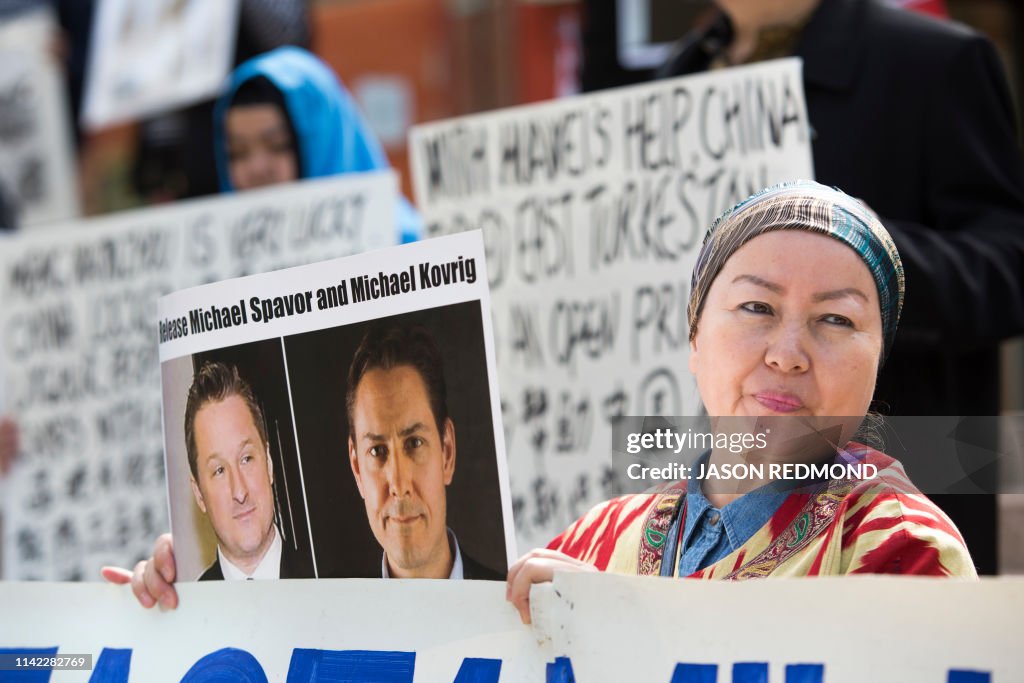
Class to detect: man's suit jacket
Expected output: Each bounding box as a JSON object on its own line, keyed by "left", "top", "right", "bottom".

{"left": 198, "top": 559, "right": 225, "bottom": 581}
{"left": 198, "top": 544, "right": 312, "bottom": 581}
{"left": 461, "top": 551, "right": 505, "bottom": 581}
{"left": 659, "top": 0, "right": 1024, "bottom": 573}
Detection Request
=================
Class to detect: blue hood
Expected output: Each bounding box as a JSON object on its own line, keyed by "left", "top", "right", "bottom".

{"left": 214, "top": 46, "right": 421, "bottom": 243}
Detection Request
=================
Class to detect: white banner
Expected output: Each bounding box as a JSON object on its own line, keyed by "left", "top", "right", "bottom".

{"left": 409, "top": 59, "right": 815, "bottom": 549}
{"left": 156, "top": 231, "right": 515, "bottom": 581}
{"left": 0, "top": 580, "right": 543, "bottom": 681}
{"left": 0, "top": 173, "right": 398, "bottom": 580}
{"left": 0, "top": 575, "right": 1020, "bottom": 681}
{"left": 534, "top": 573, "right": 1023, "bottom": 682}
{"left": 0, "top": 8, "right": 80, "bottom": 227}
{"left": 81, "top": 0, "right": 240, "bottom": 130}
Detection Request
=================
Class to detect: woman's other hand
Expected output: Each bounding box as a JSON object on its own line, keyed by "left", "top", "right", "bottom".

{"left": 506, "top": 548, "right": 598, "bottom": 625}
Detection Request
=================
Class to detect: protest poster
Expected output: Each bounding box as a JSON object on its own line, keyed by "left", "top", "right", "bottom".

{"left": 157, "top": 230, "right": 514, "bottom": 581}
{"left": 0, "top": 575, "right": 1021, "bottom": 681}
{"left": 0, "top": 8, "right": 80, "bottom": 227}
{"left": 0, "top": 580, "right": 543, "bottom": 681}
{"left": 0, "top": 172, "right": 399, "bottom": 581}
{"left": 81, "top": 0, "right": 239, "bottom": 130}
{"left": 409, "top": 59, "right": 815, "bottom": 548}
{"left": 533, "top": 573, "right": 1023, "bottom": 682}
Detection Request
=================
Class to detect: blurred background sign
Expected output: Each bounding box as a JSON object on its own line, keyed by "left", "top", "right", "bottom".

{"left": 0, "top": 7, "right": 80, "bottom": 228}
{"left": 0, "top": 173, "right": 397, "bottom": 581}
{"left": 81, "top": 0, "right": 240, "bottom": 131}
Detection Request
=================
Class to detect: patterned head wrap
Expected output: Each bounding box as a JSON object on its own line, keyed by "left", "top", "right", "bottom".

{"left": 688, "top": 180, "right": 904, "bottom": 361}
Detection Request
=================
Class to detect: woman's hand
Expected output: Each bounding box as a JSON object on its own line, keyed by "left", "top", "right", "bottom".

{"left": 506, "top": 548, "right": 598, "bottom": 624}
{"left": 101, "top": 533, "right": 179, "bottom": 609}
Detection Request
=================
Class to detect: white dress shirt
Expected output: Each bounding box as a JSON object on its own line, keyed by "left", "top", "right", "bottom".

{"left": 218, "top": 526, "right": 282, "bottom": 580}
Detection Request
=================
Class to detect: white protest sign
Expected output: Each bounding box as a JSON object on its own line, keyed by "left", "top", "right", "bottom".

{"left": 409, "top": 59, "right": 814, "bottom": 549}
{"left": 533, "top": 573, "right": 1023, "bottom": 682}
{"left": 0, "top": 8, "right": 80, "bottom": 227}
{"left": 0, "top": 172, "right": 398, "bottom": 581}
{"left": 0, "top": 580, "right": 545, "bottom": 681}
{"left": 81, "top": 0, "right": 239, "bottom": 130}
{"left": 1, "top": 576, "right": 1020, "bottom": 681}
{"left": 156, "top": 232, "right": 515, "bottom": 582}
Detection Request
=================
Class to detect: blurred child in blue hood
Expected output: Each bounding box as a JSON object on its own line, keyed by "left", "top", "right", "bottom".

{"left": 213, "top": 46, "right": 421, "bottom": 243}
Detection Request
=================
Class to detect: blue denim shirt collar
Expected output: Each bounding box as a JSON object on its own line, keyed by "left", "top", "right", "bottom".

{"left": 683, "top": 452, "right": 791, "bottom": 555}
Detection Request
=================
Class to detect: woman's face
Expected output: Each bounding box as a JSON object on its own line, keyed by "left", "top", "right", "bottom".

{"left": 225, "top": 104, "right": 299, "bottom": 190}
{"left": 689, "top": 230, "right": 883, "bottom": 421}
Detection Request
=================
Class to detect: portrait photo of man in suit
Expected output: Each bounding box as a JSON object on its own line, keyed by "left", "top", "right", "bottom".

{"left": 184, "top": 361, "right": 303, "bottom": 580}
{"left": 346, "top": 323, "right": 504, "bottom": 581}
{"left": 151, "top": 304, "right": 509, "bottom": 587}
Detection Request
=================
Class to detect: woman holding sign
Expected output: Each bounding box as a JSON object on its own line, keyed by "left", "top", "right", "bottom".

{"left": 506, "top": 180, "right": 976, "bottom": 624}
